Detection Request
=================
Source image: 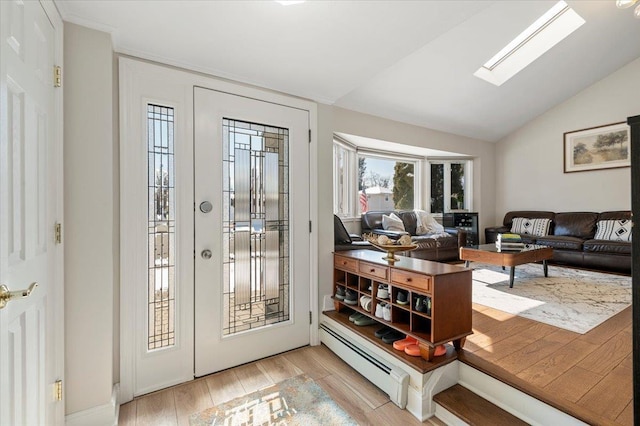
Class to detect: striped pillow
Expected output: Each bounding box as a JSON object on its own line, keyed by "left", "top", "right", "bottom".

{"left": 510, "top": 217, "right": 551, "bottom": 237}
{"left": 594, "top": 219, "right": 632, "bottom": 242}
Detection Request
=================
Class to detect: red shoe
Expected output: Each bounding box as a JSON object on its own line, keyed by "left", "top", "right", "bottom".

{"left": 393, "top": 337, "right": 418, "bottom": 351}
{"left": 434, "top": 344, "right": 447, "bottom": 357}
{"left": 404, "top": 344, "right": 421, "bottom": 357}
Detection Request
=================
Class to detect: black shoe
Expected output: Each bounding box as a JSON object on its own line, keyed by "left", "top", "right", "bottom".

{"left": 415, "top": 296, "right": 427, "bottom": 313}
{"left": 374, "top": 326, "right": 394, "bottom": 338}
{"left": 335, "top": 287, "right": 345, "bottom": 300}
{"left": 396, "top": 290, "right": 409, "bottom": 305}
{"left": 381, "top": 330, "right": 406, "bottom": 344}
{"left": 344, "top": 289, "right": 358, "bottom": 305}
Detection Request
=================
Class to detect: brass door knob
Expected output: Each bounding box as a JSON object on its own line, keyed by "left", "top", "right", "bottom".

{"left": 0, "top": 282, "right": 38, "bottom": 309}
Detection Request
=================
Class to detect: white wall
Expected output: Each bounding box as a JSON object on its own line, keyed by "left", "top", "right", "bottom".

{"left": 64, "top": 23, "right": 115, "bottom": 415}
{"left": 494, "top": 57, "right": 640, "bottom": 223}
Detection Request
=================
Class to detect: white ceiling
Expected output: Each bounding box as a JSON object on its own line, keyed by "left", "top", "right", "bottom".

{"left": 56, "top": 0, "right": 640, "bottom": 142}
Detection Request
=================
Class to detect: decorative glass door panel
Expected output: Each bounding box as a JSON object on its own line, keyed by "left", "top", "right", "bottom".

{"left": 222, "top": 120, "right": 289, "bottom": 335}
{"left": 194, "top": 87, "right": 309, "bottom": 377}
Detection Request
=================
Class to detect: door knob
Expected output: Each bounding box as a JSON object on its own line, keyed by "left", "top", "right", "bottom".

{"left": 199, "top": 201, "right": 213, "bottom": 213}
{"left": 0, "top": 282, "right": 38, "bottom": 309}
{"left": 201, "top": 250, "right": 212, "bottom": 260}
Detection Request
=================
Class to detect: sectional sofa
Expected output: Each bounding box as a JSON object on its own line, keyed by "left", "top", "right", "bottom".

{"left": 485, "top": 210, "right": 632, "bottom": 274}
{"left": 360, "top": 210, "right": 467, "bottom": 262}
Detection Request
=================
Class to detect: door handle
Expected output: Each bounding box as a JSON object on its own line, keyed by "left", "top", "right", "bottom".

{"left": 201, "top": 250, "right": 212, "bottom": 260}
{"left": 0, "top": 282, "right": 38, "bottom": 309}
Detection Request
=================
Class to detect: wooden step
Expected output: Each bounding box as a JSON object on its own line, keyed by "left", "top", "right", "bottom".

{"left": 433, "top": 384, "right": 528, "bottom": 426}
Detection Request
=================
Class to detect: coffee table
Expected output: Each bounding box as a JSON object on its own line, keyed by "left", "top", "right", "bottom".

{"left": 459, "top": 244, "right": 553, "bottom": 288}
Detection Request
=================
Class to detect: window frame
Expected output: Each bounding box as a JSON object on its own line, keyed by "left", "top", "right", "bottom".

{"left": 426, "top": 159, "right": 474, "bottom": 215}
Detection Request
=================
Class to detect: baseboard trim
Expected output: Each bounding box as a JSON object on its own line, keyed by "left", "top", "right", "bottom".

{"left": 66, "top": 383, "right": 120, "bottom": 426}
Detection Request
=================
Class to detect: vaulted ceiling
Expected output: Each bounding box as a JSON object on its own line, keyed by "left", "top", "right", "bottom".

{"left": 56, "top": 0, "right": 640, "bottom": 142}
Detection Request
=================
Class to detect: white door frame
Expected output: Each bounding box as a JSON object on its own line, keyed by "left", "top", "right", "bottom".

{"left": 119, "top": 57, "right": 318, "bottom": 403}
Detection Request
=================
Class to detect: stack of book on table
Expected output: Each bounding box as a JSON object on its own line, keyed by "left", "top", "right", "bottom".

{"left": 496, "top": 233, "right": 524, "bottom": 251}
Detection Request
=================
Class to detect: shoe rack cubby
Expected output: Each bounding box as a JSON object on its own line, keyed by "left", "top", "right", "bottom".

{"left": 332, "top": 250, "right": 472, "bottom": 361}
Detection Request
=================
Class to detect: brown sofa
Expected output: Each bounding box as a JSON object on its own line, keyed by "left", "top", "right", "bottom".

{"left": 485, "top": 210, "right": 631, "bottom": 274}
{"left": 360, "top": 210, "right": 467, "bottom": 262}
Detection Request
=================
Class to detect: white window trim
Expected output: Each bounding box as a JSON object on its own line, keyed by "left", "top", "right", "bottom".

{"left": 427, "top": 158, "right": 474, "bottom": 215}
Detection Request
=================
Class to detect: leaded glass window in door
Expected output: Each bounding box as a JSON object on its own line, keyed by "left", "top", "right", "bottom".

{"left": 222, "top": 119, "right": 290, "bottom": 336}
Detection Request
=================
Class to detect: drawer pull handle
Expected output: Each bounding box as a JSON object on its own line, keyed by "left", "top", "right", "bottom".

{"left": 370, "top": 269, "right": 375, "bottom": 273}
{"left": 406, "top": 277, "right": 412, "bottom": 282}
{"left": 342, "top": 261, "right": 347, "bottom": 265}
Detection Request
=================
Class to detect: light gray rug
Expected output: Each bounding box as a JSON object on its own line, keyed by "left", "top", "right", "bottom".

{"left": 471, "top": 263, "right": 631, "bottom": 334}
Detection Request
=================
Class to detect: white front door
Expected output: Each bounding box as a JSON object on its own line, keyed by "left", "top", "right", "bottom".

{"left": 194, "top": 87, "right": 310, "bottom": 376}
{"left": 0, "top": 0, "right": 63, "bottom": 424}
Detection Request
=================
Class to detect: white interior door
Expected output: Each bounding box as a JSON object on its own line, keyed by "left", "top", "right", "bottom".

{"left": 194, "top": 87, "right": 310, "bottom": 376}
{"left": 0, "top": 0, "right": 63, "bottom": 424}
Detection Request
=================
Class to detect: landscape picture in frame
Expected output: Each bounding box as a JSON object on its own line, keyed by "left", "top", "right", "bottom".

{"left": 564, "top": 122, "right": 630, "bottom": 173}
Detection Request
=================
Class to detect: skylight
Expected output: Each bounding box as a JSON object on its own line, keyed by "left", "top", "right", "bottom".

{"left": 474, "top": 1, "right": 585, "bottom": 86}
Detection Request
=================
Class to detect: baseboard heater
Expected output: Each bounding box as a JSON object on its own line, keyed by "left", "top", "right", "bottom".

{"left": 319, "top": 322, "right": 409, "bottom": 409}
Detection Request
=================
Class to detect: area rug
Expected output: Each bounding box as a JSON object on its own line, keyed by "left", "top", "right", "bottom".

{"left": 189, "top": 374, "right": 356, "bottom": 426}
{"left": 471, "top": 263, "right": 631, "bottom": 334}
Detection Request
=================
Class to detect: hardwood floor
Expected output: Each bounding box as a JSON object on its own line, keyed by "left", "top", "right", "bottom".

{"left": 462, "top": 303, "right": 633, "bottom": 426}
{"left": 118, "top": 344, "right": 445, "bottom": 426}
{"left": 119, "top": 304, "right": 632, "bottom": 425}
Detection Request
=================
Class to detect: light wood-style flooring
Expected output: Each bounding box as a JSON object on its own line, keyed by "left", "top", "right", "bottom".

{"left": 118, "top": 344, "right": 445, "bottom": 426}
{"left": 463, "top": 303, "right": 633, "bottom": 426}
{"left": 119, "top": 304, "right": 632, "bottom": 425}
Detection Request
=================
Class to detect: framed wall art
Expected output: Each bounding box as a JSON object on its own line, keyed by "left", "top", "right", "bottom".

{"left": 564, "top": 122, "right": 630, "bottom": 173}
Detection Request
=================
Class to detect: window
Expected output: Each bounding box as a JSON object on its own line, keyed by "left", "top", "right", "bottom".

{"left": 333, "top": 141, "right": 355, "bottom": 217}
{"left": 358, "top": 154, "right": 416, "bottom": 213}
{"left": 429, "top": 160, "right": 472, "bottom": 214}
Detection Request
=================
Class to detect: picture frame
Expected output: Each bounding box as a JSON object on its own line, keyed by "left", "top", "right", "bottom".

{"left": 564, "top": 122, "right": 630, "bottom": 173}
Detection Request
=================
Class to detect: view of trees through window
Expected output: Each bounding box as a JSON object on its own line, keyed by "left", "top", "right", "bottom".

{"left": 358, "top": 156, "right": 414, "bottom": 213}
{"left": 430, "top": 162, "right": 465, "bottom": 213}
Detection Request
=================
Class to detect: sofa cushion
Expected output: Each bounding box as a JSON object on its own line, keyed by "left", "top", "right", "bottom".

{"left": 397, "top": 211, "right": 418, "bottom": 235}
{"left": 382, "top": 213, "right": 405, "bottom": 232}
{"left": 553, "top": 212, "right": 598, "bottom": 239}
{"left": 534, "top": 235, "right": 584, "bottom": 251}
{"left": 361, "top": 211, "right": 386, "bottom": 232}
{"left": 510, "top": 217, "right": 551, "bottom": 236}
{"left": 503, "top": 211, "right": 555, "bottom": 228}
{"left": 594, "top": 219, "right": 632, "bottom": 242}
{"left": 583, "top": 239, "right": 631, "bottom": 255}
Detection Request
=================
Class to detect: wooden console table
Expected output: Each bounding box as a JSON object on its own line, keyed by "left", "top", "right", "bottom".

{"left": 333, "top": 250, "right": 472, "bottom": 361}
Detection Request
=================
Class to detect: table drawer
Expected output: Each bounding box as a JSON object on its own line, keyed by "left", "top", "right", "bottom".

{"left": 391, "top": 269, "right": 431, "bottom": 293}
{"left": 334, "top": 255, "right": 358, "bottom": 273}
{"left": 358, "top": 261, "right": 388, "bottom": 281}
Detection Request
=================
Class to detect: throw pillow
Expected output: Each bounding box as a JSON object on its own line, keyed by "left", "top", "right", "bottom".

{"left": 414, "top": 210, "right": 445, "bottom": 235}
{"left": 511, "top": 217, "right": 551, "bottom": 237}
{"left": 382, "top": 213, "right": 405, "bottom": 232}
{"left": 594, "top": 219, "right": 632, "bottom": 242}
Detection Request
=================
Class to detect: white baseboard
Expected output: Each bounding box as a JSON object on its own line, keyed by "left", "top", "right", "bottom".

{"left": 66, "top": 383, "right": 120, "bottom": 426}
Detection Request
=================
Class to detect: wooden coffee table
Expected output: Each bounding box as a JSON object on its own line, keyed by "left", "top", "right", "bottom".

{"left": 459, "top": 244, "right": 553, "bottom": 288}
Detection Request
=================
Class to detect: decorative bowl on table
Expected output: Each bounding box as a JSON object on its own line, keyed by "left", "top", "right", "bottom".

{"left": 363, "top": 233, "right": 418, "bottom": 263}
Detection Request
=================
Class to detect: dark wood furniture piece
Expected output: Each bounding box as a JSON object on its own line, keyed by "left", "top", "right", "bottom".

{"left": 459, "top": 243, "right": 553, "bottom": 288}
{"left": 332, "top": 249, "right": 472, "bottom": 361}
{"left": 443, "top": 212, "right": 479, "bottom": 246}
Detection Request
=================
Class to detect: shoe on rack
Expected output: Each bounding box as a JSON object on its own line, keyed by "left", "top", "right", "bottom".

{"left": 383, "top": 304, "right": 392, "bottom": 321}
{"left": 404, "top": 344, "right": 421, "bottom": 357}
{"left": 375, "top": 302, "right": 385, "bottom": 318}
{"left": 349, "top": 312, "right": 365, "bottom": 322}
{"left": 415, "top": 296, "right": 427, "bottom": 313}
{"left": 393, "top": 337, "right": 418, "bottom": 351}
{"left": 374, "top": 326, "right": 394, "bottom": 338}
{"left": 377, "top": 284, "right": 389, "bottom": 299}
{"left": 344, "top": 289, "right": 358, "bottom": 305}
{"left": 360, "top": 295, "right": 372, "bottom": 311}
{"left": 396, "top": 290, "right": 409, "bottom": 305}
{"left": 434, "top": 344, "right": 447, "bottom": 357}
{"left": 335, "top": 287, "right": 345, "bottom": 300}
{"left": 354, "top": 316, "right": 377, "bottom": 326}
{"left": 381, "top": 330, "right": 406, "bottom": 344}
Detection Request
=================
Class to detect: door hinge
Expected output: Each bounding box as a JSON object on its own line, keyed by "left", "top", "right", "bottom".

{"left": 308, "top": 129, "right": 311, "bottom": 143}
{"left": 53, "top": 65, "right": 62, "bottom": 88}
{"left": 54, "top": 380, "right": 63, "bottom": 401}
{"left": 309, "top": 311, "right": 312, "bottom": 325}
{"left": 54, "top": 223, "right": 62, "bottom": 244}
{"left": 309, "top": 221, "right": 312, "bottom": 233}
